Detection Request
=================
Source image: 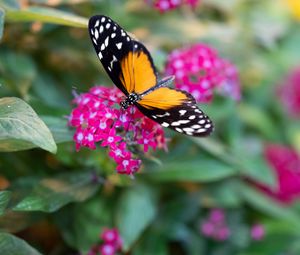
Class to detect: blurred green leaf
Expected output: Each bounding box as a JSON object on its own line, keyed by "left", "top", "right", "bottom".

{"left": 13, "top": 172, "right": 99, "bottom": 212}
{"left": 0, "top": 51, "right": 37, "bottom": 96}
{"left": 6, "top": 6, "right": 87, "bottom": 27}
{"left": 0, "top": 191, "right": 11, "bottom": 215}
{"left": 116, "top": 184, "right": 157, "bottom": 251}
{"left": 0, "top": 233, "right": 41, "bottom": 255}
{"left": 143, "top": 160, "right": 236, "bottom": 182}
{"left": 192, "top": 138, "right": 276, "bottom": 186}
{"left": 0, "top": 97, "right": 57, "bottom": 153}
{"left": 0, "top": 0, "right": 20, "bottom": 10}
{"left": 0, "top": 7, "right": 4, "bottom": 40}
{"left": 0, "top": 211, "right": 44, "bottom": 233}
{"left": 237, "top": 103, "right": 276, "bottom": 140}
{"left": 240, "top": 183, "right": 300, "bottom": 227}
{"left": 41, "top": 116, "right": 73, "bottom": 144}
{"left": 55, "top": 196, "right": 113, "bottom": 251}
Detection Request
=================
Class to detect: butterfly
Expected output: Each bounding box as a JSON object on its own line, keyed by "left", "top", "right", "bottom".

{"left": 88, "top": 15, "right": 213, "bottom": 137}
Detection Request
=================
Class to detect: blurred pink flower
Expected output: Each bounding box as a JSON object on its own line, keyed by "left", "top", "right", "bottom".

{"left": 87, "top": 228, "right": 122, "bottom": 255}
{"left": 256, "top": 144, "right": 300, "bottom": 204}
{"left": 165, "top": 43, "right": 241, "bottom": 103}
{"left": 99, "top": 243, "right": 116, "bottom": 255}
{"left": 278, "top": 67, "right": 300, "bottom": 118}
{"left": 145, "top": 0, "right": 200, "bottom": 12}
{"left": 251, "top": 224, "right": 265, "bottom": 241}
{"left": 68, "top": 85, "right": 167, "bottom": 175}
{"left": 200, "top": 208, "right": 230, "bottom": 241}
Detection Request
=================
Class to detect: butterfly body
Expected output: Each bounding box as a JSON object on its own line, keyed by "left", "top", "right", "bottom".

{"left": 88, "top": 15, "right": 214, "bottom": 137}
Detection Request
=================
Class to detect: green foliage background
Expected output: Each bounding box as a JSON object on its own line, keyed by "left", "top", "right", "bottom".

{"left": 1, "top": 0, "right": 300, "bottom": 254}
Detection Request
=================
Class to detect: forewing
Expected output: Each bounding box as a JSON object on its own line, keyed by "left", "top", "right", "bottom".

{"left": 137, "top": 88, "right": 213, "bottom": 137}
{"left": 88, "top": 15, "right": 158, "bottom": 95}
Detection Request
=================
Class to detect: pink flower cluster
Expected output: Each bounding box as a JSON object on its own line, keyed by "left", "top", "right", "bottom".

{"left": 87, "top": 228, "right": 122, "bottom": 255}
{"left": 200, "top": 209, "right": 230, "bottom": 241}
{"left": 277, "top": 67, "right": 300, "bottom": 118}
{"left": 146, "top": 0, "right": 200, "bottom": 13}
{"left": 165, "top": 43, "right": 241, "bottom": 103}
{"left": 255, "top": 144, "right": 300, "bottom": 204}
{"left": 68, "top": 85, "right": 167, "bottom": 175}
{"left": 201, "top": 209, "right": 265, "bottom": 242}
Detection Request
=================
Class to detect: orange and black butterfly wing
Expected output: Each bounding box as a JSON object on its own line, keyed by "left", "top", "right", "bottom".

{"left": 89, "top": 15, "right": 213, "bottom": 137}
{"left": 88, "top": 15, "right": 158, "bottom": 96}
{"left": 136, "top": 87, "right": 214, "bottom": 136}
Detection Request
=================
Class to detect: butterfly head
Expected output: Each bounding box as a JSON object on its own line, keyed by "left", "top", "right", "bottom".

{"left": 120, "top": 93, "right": 141, "bottom": 109}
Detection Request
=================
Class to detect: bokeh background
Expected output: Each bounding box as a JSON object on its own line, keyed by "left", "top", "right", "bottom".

{"left": 1, "top": 0, "right": 300, "bottom": 254}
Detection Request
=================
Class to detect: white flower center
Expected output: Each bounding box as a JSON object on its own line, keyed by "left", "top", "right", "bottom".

{"left": 123, "top": 160, "right": 129, "bottom": 167}
{"left": 77, "top": 132, "right": 83, "bottom": 141}
{"left": 108, "top": 136, "right": 114, "bottom": 143}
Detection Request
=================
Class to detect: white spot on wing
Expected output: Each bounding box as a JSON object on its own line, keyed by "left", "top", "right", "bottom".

{"left": 126, "top": 36, "right": 130, "bottom": 42}
{"left": 99, "top": 25, "right": 104, "bottom": 34}
{"left": 92, "top": 38, "right": 97, "bottom": 45}
{"left": 104, "top": 36, "right": 109, "bottom": 47}
{"left": 91, "top": 29, "right": 94, "bottom": 35}
{"left": 98, "top": 52, "right": 103, "bottom": 60}
{"left": 178, "top": 120, "right": 190, "bottom": 124}
{"left": 179, "top": 110, "right": 187, "bottom": 116}
{"left": 199, "top": 120, "right": 206, "bottom": 124}
{"left": 171, "top": 122, "right": 180, "bottom": 126}
{"left": 94, "top": 19, "right": 99, "bottom": 27}
{"left": 101, "top": 43, "right": 105, "bottom": 51}
{"left": 196, "top": 128, "right": 206, "bottom": 133}
{"left": 94, "top": 29, "right": 99, "bottom": 39}
{"left": 161, "top": 122, "right": 169, "bottom": 127}
{"left": 183, "top": 128, "right": 194, "bottom": 132}
{"left": 205, "top": 124, "right": 211, "bottom": 128}
{"left": 189, "top": 115, "right": 196, "bottom": 120}
{"left": 101, "top": 17, "right": 106, "bottom": 22}
{"left": 106, "top": 23, "right": 111, "bottom": 29}
{"left": 108, "top": 66, "right": 111, "bottom": 71}
{"left": 116, "top": 42, "right": 122, "bottom": 49}
{"left": 111, "top": 33, "right": 116, "bottom": 38}
{"left": 175, "top": 128, "right": 183, "bottom": 133}
{"left": 192, "top": 124, "right": 201, "bottom": 129}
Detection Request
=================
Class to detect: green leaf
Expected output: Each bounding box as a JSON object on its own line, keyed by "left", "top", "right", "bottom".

{"left": 237, "top": 103, "right": 276, "bottom": 140}
{"left": 0, "top": 0, "right": 20, "bottom": 10}
{"left": 116, "top": 185, "right": 157, "bottom": 251}
{"left": 0, "top": 233, "right": 41, "bottom": 255}
{"left": 41, "top": 116, "right": 73, "bottom": 144}
{"left": 0, "top": 97, "right": 57, "bottom": 153}
{"left": 192, "top": 138, "right": 276, "bottom": 186}
{"left": 6, "top": 6, "right": 87, "bottom": 28}
{"left": 0, "top": 7, "right": 4, "bottom": 41}
{"left": 0, "top": 191, "right": 11, "bottom": 215}
{"left": 239, "top": 183, "right": 300, "bottom": 227}
{"left": 13, "top": 172, "right": 99, "bottom": 212}
{"left": 142, "top": 160, "right": 237, "bottom": 182}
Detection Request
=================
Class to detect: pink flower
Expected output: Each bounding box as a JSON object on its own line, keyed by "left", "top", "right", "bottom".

{"left": 116, "top": 156, "right": 141, "bottom": 175}
{"left": 100, "top": 128, "right": 122, "bottom": 148}
{"left": 68, "top": 85, "right": 167, "bottom": 175}
{"left": 251, "top": 224, "right": 265, "bottom": 241}
{"left": 146, "top": 0, "right": 200, "bottom": 12}
{"left": 101, "top": 228, "right": 122, "bottom": 248}
{"left": 87, "top": 228, "right": 122, "bottom": 255}
{"left": 255, "top": 144, "right": 300, "bottom": 204}
{"left": 278, "top": 67, "right": 300, "bottom": 118}
{"left": 165, "top": 43, "right": 241, "bottom": 103}
{"left": 200, "top": 208, "right": 230, "bottom": 241}
{"left": 99, "top": 243, "right": 116, "bottom": 255}
{"left": 209, "top": 209, "right": 225, "bottom": 224}
{"left": 201, "top": 222, "right": 214, "bottom": 237}
{"left": 214, "top": 226, "right": 230, "bottom": 241}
